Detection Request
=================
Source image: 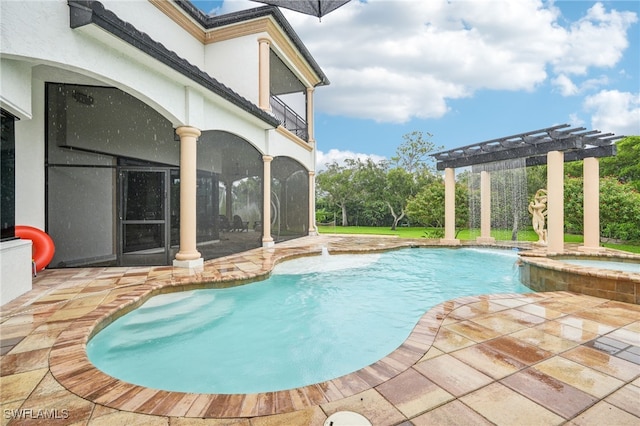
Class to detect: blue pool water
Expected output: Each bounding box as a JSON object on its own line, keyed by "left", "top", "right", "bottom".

{"left": 561, "top": 258, "right": 640, "bottom": 274}
{"left": 87, "top": 248, "right": 530, "bottom": 394}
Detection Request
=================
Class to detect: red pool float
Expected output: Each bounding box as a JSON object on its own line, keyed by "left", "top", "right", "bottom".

{"left": 15, "top": 225, "right": 55, "bottom": 272}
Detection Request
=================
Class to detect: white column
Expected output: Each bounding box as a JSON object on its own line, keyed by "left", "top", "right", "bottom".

{"left": 308, "top": 171, "right": 317, "bottom": 236}
{"left": 580, "top": 157, "right": 603, "bottom": 252}
{"left": 441, "top": 167, "right": 460, "bottom": 244}
{"left": 306, "top": 87, "right": 315, "bottom": 142}
{"left": 477, "top": 170, "right": 495, "bottom": 244}
{"left": 258, "top": 37, "right": 271, "bottom": 111}
{"left": 173, "top": 126, "right": 203, "bottom": 268}
{"left": 262, "top": 155, "right": 274, "bottom": 247}
{"left": 546, "top": 150, "right": 564, "bottom": 254}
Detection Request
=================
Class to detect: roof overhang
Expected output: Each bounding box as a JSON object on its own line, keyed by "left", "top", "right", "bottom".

{"left": 68, "top": 0, "right": 281, "bottom": 128}
{"left": 171, "top": 1, "right": 329, "bottom": 87}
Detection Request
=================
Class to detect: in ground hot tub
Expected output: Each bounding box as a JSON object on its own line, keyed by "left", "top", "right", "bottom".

{"left": 519, "top": 251, "right": 640, "bottom": 304}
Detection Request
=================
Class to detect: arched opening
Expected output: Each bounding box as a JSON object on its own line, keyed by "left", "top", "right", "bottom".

{"left": 271, "top": 157, "right": 309, "bottom": 242}
{"left": 197, "top": 131, "right": 264, "bottom": 259}
{"left": 44, "top": 83, "right": 269, "bottom": 266}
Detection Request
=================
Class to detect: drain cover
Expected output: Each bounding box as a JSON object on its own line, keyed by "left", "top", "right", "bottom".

{"left": 324, "top": 411, "right": 372, "bottom": 426}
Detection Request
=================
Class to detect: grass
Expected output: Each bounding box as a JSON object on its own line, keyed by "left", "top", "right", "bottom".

{"left": 317, "top": 225, "right": 640, "bottom": 253}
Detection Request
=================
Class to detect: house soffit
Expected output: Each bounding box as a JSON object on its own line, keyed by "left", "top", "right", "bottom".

{"left": 150, "top": 0, "right": 327, "bottom": 88}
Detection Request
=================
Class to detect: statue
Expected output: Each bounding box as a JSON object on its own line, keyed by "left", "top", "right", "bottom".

{"left": 528, "top": 189, "right": 548, "bottom": 245}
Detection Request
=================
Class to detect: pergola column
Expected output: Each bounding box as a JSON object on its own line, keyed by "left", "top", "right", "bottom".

{"left": 477, "top": 170, "right": 495, "bottom": 244}
{"left": 258, "top": 37, "right": 271, "bottom": 112}
{"left": 308, "top": 171, "right": 317, "bottom": 236}
{"left": 580, "top": 157, "right": 604, "bottom": 252}
{"left": 262, "top": 155, "right": 274, "bottom": 247}
{"left": 173, "top": 126, "right": 203, "bottom": 268}
{"left": 441, "top": 167, "right": 460, "bottom": 244}
{"left": 547, "top": 150, "right": 564, "bottom": 253}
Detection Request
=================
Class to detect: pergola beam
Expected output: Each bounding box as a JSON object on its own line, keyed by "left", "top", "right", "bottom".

{"left": 432, "top": 124, "right": 622, "bottom": 170}
{"left": 525, "top": 144, "right": 617, "bottom": 167}
{"left": 436, "top": 138, "right": 583, "bottom": 170}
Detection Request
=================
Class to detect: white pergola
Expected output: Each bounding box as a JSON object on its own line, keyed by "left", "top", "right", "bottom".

{"left": 431, "top": 124, "right": 624, "bottom": 253}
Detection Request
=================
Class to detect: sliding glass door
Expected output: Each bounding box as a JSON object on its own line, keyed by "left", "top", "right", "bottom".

{"left": 119, "top": 168, "right": 169, "bottom": 266}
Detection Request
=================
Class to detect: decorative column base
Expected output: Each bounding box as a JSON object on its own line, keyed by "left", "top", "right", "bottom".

{"left": 440, "top": 238, "right": 461, "bottom": 245}
{"left": 262, "top": 238, "right": 275, "bottom": 248}
{"left": 578, "top": 245, "right": 606, "bottom": 254}
{"left": 476, "top": 237, "right": 496, "bottom": 244}
{"left": 173, "top": 257, "right": 204, "bottom": 269}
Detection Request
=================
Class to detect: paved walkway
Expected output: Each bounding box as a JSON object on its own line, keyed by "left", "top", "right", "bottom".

{"left": 1, "top": 236, "right": 639, "bottom": 425}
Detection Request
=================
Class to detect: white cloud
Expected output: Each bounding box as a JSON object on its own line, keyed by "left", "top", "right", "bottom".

{"left": 316, "top": 149, "right": 386, "bottom": 171}
{"left": 568, "top": 113, "right": 585, "bottom": 128}
{"left": 553, "top": 74, "right": 579, "bottom": 96}
{"left": 553, "top": 3, "right": 638, "bottom": 75}
{"left": 553, "top": 74, "right": 609, "bottom": 96}
{"left": 277, "top": 0, "right": 637, "bottom": 123}
{"left": 212, "top": 0, "right": 637, "bottom": 137}
{"left": 583, "top": 90, "right": 640, "bottom": 136}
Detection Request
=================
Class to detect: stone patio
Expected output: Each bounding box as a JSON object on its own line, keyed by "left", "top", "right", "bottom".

{"left": 1, "top": 235, "right": 639, "bottom": 425}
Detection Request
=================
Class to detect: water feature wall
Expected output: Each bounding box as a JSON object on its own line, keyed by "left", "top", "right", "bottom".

{"left": 469, "top": 158, "right": 528, "bottom": 240}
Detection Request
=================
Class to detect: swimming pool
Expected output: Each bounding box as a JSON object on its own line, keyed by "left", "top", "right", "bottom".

{"left": 86, "top": 247, "right": 529, "bottom": 394}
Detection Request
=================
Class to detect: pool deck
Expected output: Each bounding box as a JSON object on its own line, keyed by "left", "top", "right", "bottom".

{"left": 1, "top": 235, "right": 639, "bottom": 425}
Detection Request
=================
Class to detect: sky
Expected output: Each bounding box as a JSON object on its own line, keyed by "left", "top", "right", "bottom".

{"left": 191, "top": 0, "right": 640, "bottom": 169}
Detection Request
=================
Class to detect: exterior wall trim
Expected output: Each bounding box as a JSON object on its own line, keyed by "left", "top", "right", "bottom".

{"left": 276, "top": 126, "right": 313, "bottom": 152}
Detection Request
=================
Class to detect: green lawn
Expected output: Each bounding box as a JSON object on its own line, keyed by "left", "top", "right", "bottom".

{"left": 316, "top": 225, "right": 640, "bottom": 254}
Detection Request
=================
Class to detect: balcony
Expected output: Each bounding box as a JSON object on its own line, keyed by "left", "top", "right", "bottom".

{"left": 270, "top": 95, "right": 308, "bottom": 141}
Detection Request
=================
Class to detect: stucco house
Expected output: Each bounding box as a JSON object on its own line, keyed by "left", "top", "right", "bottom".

{"left": 1, "top": 0, "right": 327, "bottom": 303}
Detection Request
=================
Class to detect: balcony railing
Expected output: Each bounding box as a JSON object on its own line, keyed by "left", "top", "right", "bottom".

{"left": 270, "top": 95, "right": 308, "bottom": 141}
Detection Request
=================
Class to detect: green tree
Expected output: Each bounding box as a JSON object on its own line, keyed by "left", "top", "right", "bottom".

{"left": 406, "top": 180, "right": 468, "bottom": 235}
{"left": 564, "top": 175, "right": 640, "bottom": 242}
{"left": 601, "top": 136, "right": 640, "bottom": 190}
{"left": 316, "top": 161, "right": 355, "bottom": 226}
{"left": 350, "top": 158, "right": 388, "bottom": 226}
{"left": 563, "top": 177, "right": 584, "bottom": 235}
{"left": 384, "top": 167, "right": 416, "bottom": 230}
{"left": 391, "top": 131, "right": 441, "bottom": 175}
{"left": 385, "top": 131, "right": 441, "bottom": 230}
{"left": 599, "top": 177, "right": 640, "bottom": 241}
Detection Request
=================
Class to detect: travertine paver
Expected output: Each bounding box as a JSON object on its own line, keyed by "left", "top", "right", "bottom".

{"left": 1, "top": 236, "right": 639, "bottom": 425}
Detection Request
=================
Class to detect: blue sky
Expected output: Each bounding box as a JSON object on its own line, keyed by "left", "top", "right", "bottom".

{"left": 192, "top": 1, "right": 639, "bottom": 168}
